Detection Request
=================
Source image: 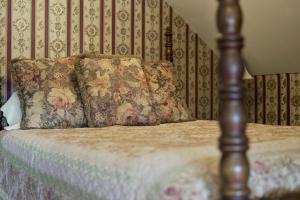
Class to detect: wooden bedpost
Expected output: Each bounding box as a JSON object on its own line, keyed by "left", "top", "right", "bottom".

{"left": 165, "top": 26, "right": 173, "bottom": 62}
{"left": 217, "top": 1, "right": 250, "bottom": 200}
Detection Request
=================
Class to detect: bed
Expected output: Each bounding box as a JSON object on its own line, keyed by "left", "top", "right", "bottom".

{"left": 0, "top": 121, "right": 299, "bottom": 200}
{"left": 0, "top": 1, "right": 300, "bottom": 200}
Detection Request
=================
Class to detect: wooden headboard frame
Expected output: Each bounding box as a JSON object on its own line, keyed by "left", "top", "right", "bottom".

{"left": 165, "top": 8, "right": 250, "bottom": 197}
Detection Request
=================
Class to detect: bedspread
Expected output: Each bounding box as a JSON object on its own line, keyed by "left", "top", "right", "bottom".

{"left": 0, "top": 120, "right": 300, "bottom": 200}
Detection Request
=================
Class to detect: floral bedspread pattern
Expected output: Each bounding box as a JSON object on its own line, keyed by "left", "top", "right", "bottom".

{"left": 1, "top": 121, "right": 300, "bottom": 200}
{"left": 11, "top": 57, "right": 87, "bottom": 129}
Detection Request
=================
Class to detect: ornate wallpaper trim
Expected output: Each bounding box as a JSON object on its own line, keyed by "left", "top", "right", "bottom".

{"left": 173, "top": 13, "right": 186, "bottom": 103}
{"left": 265, "top": 75, "right": 279, "bottom": 125}
{"left": 49, "top": 0, "right": 67, "bottom": 58}
{"left": 70, "top": 0, "right": 80, "bottom": 55}
{"left": 244, "top": 79, "right": 255, "bottom": 123}
{"left": 290, "top": 74, "right": 300, "bottom": 125}
{"left": 115, "top": 0, "right": 130, "bottom": 55}
{"left": 187, "top": 27, "right": 196, "bottom": 118}
{"left": 197, "top": 40, "right": 212, "bottom": 120}
{"left": 145, "top": 0, "right": 160, "bottom": 61}
{"left": 245, "top": 74, "right": 300, "bottom": 126}
{"left": 83, "top": 0, "right": 101, "bottom": 52}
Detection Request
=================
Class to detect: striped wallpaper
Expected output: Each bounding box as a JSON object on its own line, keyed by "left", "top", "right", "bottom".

{"left": 0, "top": 0, "right": 220, "bottom": 120}
{"left": 245, "top": 73, "right": 300, "bottom": 126}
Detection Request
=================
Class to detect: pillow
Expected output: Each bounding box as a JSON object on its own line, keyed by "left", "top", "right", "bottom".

{"left": 4, "top": 124, "right": 20, "bottom": 131}
{"left": 143, "top": 61, "right": 191, "bottom": 123}
{"left": 12, "top": 57, "right": 87, "bottom": 129}
{"left": 75, "top": 56, "right": 159, "bottom": 127}
{"left": 1, "top": 92, "right": 22, "bottom": 126}
{"left": 0, "top": 92, "right": 22, "bottom": 129}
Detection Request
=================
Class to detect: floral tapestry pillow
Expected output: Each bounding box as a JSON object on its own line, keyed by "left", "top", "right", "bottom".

{"left": 75, "top": 56, "right": 159, "bottom": 127}
{"left": 143, "top": 61, "right": 191, "bottom": 123}
{"left": 12, "top": 57, "right": 87, "bottom": 129}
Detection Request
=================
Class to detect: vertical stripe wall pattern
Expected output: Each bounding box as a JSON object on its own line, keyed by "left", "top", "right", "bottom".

{"left": 245, "top": 74, "right": 300, "bottom": 126}
{"left": 0, "top": 0, "right": 220, "bottom": 121}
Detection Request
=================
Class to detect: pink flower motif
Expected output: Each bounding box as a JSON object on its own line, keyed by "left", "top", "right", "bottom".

{"left": 48, "top": 88, "right": 76, "bottom": 110}
{"left": 253, "top": 161, "right": 271, "bottom": 175}
{"left": 115, "top": 103, "right": 139, "bottom": 125}
{"left": 164, "top": 187, "right": 182, "bottom": 200}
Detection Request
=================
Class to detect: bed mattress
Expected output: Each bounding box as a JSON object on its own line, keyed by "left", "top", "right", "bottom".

{"left": 0, "top": 120, "right": 300, "bottom": 200}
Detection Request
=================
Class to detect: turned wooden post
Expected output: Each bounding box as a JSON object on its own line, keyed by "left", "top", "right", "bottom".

{"left": 217, "top": 0, "right": 250, "bottom": 200}
{"left": 165, "top": 27, "right": 173, "bottom": 62}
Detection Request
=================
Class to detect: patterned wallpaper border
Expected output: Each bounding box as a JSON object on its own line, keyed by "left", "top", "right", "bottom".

{"left": 245, "top": 73, "right": 300, "bottom": 126}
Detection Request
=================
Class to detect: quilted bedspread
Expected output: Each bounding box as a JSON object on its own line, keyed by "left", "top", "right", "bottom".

{"left": 0, "top": 120, "right": 300, "bottom": 200}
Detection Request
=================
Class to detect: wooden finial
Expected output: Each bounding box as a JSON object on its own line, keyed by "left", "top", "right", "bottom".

{"left": 165, "top": 26, "right": 173, "bottom": 62}
{"left": 217, "top": 0, "right": 250, "bottom": 199}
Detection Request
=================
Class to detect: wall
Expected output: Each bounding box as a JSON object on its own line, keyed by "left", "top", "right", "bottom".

{"left": 0, "top": 0, "right": 220, "bottom": 120}
{"left": 167, "top": 0, "right": 300, "bottom": 76}
{"left": 245, "top": 73, "right": 300, "bottom": 126}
